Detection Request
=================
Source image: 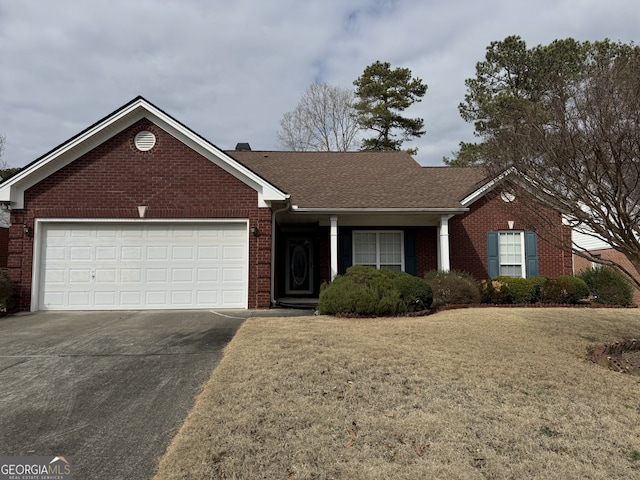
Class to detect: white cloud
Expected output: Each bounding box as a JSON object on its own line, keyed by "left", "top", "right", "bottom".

{"left": 1, "top": 0, "right": 639, "bottom": 167}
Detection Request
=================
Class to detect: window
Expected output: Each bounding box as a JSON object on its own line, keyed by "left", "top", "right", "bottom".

{"left": 487, "top": 231, "right": 538, "bottom": 279}
{"left": 353, "top": 231, "right": 404, "bottom": 272}
{"left": 498, "top": 231, "right": 525, "bottom": 277}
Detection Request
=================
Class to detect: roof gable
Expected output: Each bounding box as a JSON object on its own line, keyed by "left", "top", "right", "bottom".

{"left": 0, "top": 96, "right": 287, "bottom": 208}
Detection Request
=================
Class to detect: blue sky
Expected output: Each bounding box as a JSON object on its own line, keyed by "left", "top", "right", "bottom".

{"left": 1, "top": 0, "right": 639, "bottom": 167}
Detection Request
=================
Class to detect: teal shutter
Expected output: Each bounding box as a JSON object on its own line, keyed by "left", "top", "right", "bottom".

{"left": 487, "top": 232, "right": 499, "bottom": 278}
{"left": 525, "top": 231, "right": 539, "bottom": 278}
{"left": 404, "top": 231, "right": 417, "bottom": 275}
{"left": 341, "top": 232, "right": 352, "bottom": 274}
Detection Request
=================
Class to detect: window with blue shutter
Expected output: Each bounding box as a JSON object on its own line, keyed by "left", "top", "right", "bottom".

{"left": 487, "top": 232, "right": 499, "bottom": 278}
{"left": 404, "top": 231, "right": 417, "bottom": 276}
{"left": 525, "top": 231, "right": 538, "bottom": 277}
{"left": 487, "top": 231, "right": 538, "bottom": 278}
{"left": 341, "top": 232, "right": 352, "bottom": 274}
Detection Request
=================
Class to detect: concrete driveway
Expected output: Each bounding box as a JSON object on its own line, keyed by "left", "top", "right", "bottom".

{"left": 0, "top": 309, "right": 301, "bottom": 479}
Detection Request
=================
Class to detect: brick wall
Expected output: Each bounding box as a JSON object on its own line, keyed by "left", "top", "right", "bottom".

{"left": 450, "top": 195, "right": 573, "bottom": 279}
{"left": 9, "top": 119, "right": 272, "bottom": 311}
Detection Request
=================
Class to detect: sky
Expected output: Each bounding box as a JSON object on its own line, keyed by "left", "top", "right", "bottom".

{"left": 1, "top": 0, "right": 639, "bottom": 168}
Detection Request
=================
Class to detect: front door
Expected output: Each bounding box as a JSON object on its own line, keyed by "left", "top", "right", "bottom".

{"left": 285, "top": 237, "right": 313, "bottom": 295}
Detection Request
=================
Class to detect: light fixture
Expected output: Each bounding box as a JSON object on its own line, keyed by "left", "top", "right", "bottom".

{"left": 250, "top": 224, "right": 259, "bottom": 237}
{"left": 23, "top": 224, "right": 32, "bottom": 237}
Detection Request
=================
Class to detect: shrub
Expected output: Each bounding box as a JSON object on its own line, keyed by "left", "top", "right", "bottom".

{"left": 528, "top": 275, "right": 549, "bottom": 303}
{"left": 493, "top": 276, "right": 537, "bottom": 304}
{"left": 318, "top": 266, "right": 405, "bottom": 316}
{"left": 425, "top": 270, "right": 481, "bottom": 307}
{"left": 577, "top": 267, "right": 634, "bottom": 306}
{"left": 0, "top": 269, "right": 12, "bottom": 311}
{"left": 479, "top": 279, "right": 510, "bottom": 304}
{"left": 540, "top": 275, "right": 589, "bottom": 304}
{"left": 391, "top": 271, "right": 433, "bottom": 311}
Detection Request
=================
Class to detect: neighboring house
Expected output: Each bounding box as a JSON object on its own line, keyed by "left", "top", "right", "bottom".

{"left": 0, "top": 97, "right": 573, "bottom": 312}
{"left": 572, "top": 229, "right": 640, "bottom": 304}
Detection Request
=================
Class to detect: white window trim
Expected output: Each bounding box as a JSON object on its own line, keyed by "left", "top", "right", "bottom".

{"left": 498, "top": 231, "right": 526, "bottom": 279}
{"left": 352, "top": 230, "right": 405, "bottom": 272}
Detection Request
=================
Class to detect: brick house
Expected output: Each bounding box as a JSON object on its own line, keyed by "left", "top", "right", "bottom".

{"left": 0, "top": 97, "right": 573, "bottom": 312}
{"left": 572, "top": 230, "right": 640, "bottom": 304}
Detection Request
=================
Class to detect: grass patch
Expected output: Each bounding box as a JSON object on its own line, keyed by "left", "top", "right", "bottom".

{"left": 153, "top": 308, "right": 640, "bottom": 479}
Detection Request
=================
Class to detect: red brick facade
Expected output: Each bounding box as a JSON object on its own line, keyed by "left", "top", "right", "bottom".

{"left": 450, "top": 195, "right": 573, "bottom": 279}
{"left": 8, "top": 119, "right": 273, "bottom": 311}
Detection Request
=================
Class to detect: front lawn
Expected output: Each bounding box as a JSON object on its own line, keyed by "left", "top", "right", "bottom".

{"left": 153, "top": 308, "right": 640, "bottom": 479}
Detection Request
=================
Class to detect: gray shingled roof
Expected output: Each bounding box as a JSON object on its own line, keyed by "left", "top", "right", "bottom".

{"left": 228, "top": 150, "right": 489, "bottom": 209}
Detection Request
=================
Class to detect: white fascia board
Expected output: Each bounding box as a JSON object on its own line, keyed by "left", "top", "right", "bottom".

{"left": 0, "top": 98, "right": 288, "bottom": 208}
{"left": 460, "top": 167, "right": 515, "bottom": 207}
{"left": 289, "top": 207, "right": 469, "bottom": 214}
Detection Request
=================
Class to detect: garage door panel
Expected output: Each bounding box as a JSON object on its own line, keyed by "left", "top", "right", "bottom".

{"left": 69, "top": 269, "right": 91, "bottom": 283}
{"left": 122, "top": 246, "right": 143, "bottom": 260}
{"left": 70, "top": 247, "right": 92, "bottom": 261}
{"left": 120, "top": 269, "right": 143, "bottom": 283}
{"left": 68, "top": 291, "right": 90, "bottom": 307}
{"left": 96, "top": 246, "right": 117, "bottom": 260}
{"left": 171, "top": 269, "right": 193, "bottom": 282}
{"left": 94, "top": 291, "right": 116, "bottom": 307}
{"left": 45, "top": 246, "right": 66, "bottom": 261}
{"left": 38, "top": 223, "right": 248, "bottom": 310}
{"left": 120, "top": 291, "right": 143, "bottom": 306}
{"left": 96, "top": 269, "right": 117, "bottom": 283}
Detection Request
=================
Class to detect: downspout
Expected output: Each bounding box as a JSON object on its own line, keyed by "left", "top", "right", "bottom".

{"left": 271, "top": 198, "right": 291, "bottom": 307}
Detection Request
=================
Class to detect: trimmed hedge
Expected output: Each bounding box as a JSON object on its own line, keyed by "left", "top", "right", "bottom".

{"left": 577, "top": 267, "right": 633, "bottom": 306}
{"left": 318, "top": 266, "right": 405, "bottom": 316}
{"left": 493, "top": 276, "right": 537, "bottom": 304}
{"left": 318, "top": 266, "right": 433, "bottom": 316}
{"left": 540, "top": 275, "right": 589, "bottom": 304}
{"left": 425, "top": 270, "right": 481, "bottom": 307}
{"left": 390, "top": 271, "right": 433, "bottom": 312}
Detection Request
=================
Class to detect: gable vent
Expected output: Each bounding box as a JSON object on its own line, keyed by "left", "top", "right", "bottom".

{"left": 134, "top": 131, "right": 156, "bottom": 151}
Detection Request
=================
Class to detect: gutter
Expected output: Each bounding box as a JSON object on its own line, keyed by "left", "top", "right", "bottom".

{"left": 289, "top": 206, "right": 469, "bottom": 214}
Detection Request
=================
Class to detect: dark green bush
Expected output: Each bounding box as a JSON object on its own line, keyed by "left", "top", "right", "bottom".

{"left": 318, "top": 266, "right": 406, "bottom": 316}
{"left": 425, "top": 270, "right": 481, "bottom": 307}
{"left": 528, "top": 276, "right": 549, "bottom": 303}
{"left": 540, "top": 275, "right": 589, "bottom": 304}
{"left": 391, "top": 271, "right": 433, "bottom": 311}
{"left": 493, "top": 276, "right": 537, "bottom": 304}
{"left": 0, "top": 269, "right": 12, "bottom": 311}
{"left": 577, "top": 267, "right": 633, "bottom": 306}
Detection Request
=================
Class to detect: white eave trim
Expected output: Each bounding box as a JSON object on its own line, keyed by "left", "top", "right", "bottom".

{"left": 289, "top": 207, "right": 469, "bottom": 214}
{"left": 0, "top": 97, "right": 288, "bottom": 208}
{"left": 460, "top": 167, "right": 515, "bottom": 207}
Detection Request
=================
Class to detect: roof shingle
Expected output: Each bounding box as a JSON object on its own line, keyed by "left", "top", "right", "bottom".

{"left": 228, "top": 150, "right": 489, "bottom": 209}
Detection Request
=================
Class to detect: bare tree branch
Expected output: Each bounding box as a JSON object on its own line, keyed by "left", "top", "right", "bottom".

{"left": 277, "top": 82, "right": 360, "bottom": 151}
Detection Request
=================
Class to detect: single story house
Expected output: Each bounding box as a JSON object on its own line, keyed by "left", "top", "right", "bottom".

{"left": 0, "top": 97, "right": 573, "bottom": 311}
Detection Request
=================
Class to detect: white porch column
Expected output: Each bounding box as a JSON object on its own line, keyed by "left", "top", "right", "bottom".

{"left": 330, "top": 215, "right": 338, "bottom": 280}
{"left": 438, "top": 215, "right": 453, "bottom": 272}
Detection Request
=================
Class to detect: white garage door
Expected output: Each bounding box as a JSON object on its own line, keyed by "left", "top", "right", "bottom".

{"left": 37, "top": 222, "right": 248, "bottom": 310}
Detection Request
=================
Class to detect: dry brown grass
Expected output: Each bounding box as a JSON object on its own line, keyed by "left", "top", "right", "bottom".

{"left": 153, "top": 308, "right": 640, "bottom": 479}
